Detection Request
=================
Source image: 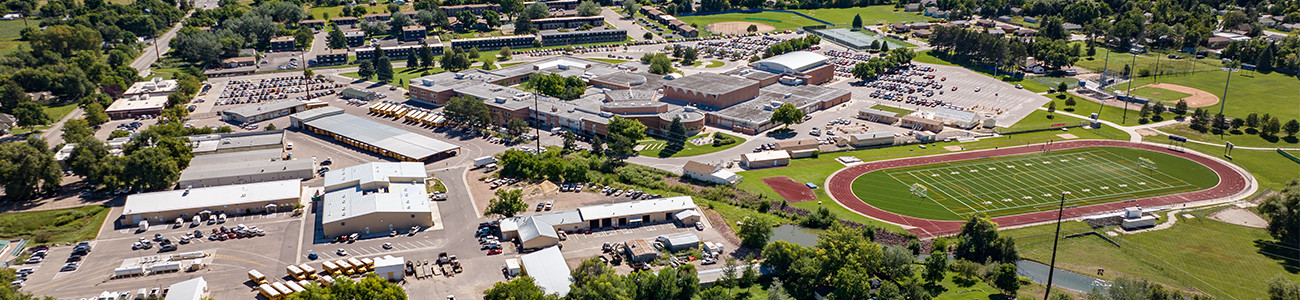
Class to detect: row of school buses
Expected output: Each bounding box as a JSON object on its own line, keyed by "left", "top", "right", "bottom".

{"left": 368, "top": 102, "right": 448, "bottom": 126}
{"left": 249, "top": 258, "right": 377, "bottom": 300}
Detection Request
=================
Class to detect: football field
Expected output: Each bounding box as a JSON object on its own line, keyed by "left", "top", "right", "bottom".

{"left": 851, "top": 147, "right": 1220, "bottom": 220}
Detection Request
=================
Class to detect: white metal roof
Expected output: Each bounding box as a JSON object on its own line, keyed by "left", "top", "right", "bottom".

{"left": 520, "top": 246, "right": 571, "bottom": 296}
{"left": 756, "top": 51, "right": 829, "bottom": 73}
{"left": 222, "top": 100, "right": 306, "bottom": 119}
{"left": 322, "top": 182, "right": 431, "bottom": 225}
{"left": 304, "top": 113, "right": 460, "bottom": 161}
{"left": 163, "top": 277, "right": 207, "bottom": 300}
{"left": 577, "top": 196, "right": 697, "bottom": 220}
{"left": 742, "top": 151, "right": 791, "bottom": 162}
{"left": 123, "top": 180, "right": 301, "bottom": 215}
{"left": 518, "top": 216, "right": 559, "bottom": 243}
{"left": 324, "top": 162, "right": 427, "bottom": 192}
{"left": 373, "top": 255, "right": 404, "bottom": 268}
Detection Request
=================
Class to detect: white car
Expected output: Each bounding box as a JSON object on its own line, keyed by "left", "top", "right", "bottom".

{"left": 336, "top": 249, "right": 348, "bottom": 256}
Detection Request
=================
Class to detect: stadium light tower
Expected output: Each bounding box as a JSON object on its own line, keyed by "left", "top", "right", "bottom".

{"left": 1044, "top": 191, "right": 1071, "bottom": 300}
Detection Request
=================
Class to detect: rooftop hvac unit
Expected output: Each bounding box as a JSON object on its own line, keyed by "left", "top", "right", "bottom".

{"left": 454, "top": 73, "right": 465, "bottom": 79}
{"left": 494, "top": 97, "right": 507, "bottom": 103}
{"left": 784, "top": 93, "right": 792, "bottom": 98}
{"left": 683, "top": 106, "right": 696, "bottom": 112}
{"left": 770, "top": 100, "right": 783, "bottom": 107}
{"left": 421, "top": 79, "right": 435, "bottom": 86}
{"left": 558, "top": 64, "right": 569, "bottom": 70}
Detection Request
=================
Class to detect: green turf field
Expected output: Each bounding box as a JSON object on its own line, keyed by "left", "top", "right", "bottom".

{"left": 790, "top": 6, "right": 933, "bottom": 25}
{"left": 1127, "top": 69, "right": 1298, "bottom": 121}
{"left": 677, "top": 11, "right": 825, "bottom": 32}
{"left": 850, "top": 147, "right": 1219, "bottom": 220}
{"left": 1128, "top": 86, "right": 1191, "bottom": 101}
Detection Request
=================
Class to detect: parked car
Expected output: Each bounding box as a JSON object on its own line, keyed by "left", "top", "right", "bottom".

{"left": 158, "top": 244, "right": 178, "bottom": 252}
{"left": 60, "top": 262, "right": 78, "bottom": 271}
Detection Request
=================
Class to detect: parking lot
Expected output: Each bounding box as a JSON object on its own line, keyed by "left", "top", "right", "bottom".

{"left": 828, "top": 61, "right": 1050, "bottom": 127}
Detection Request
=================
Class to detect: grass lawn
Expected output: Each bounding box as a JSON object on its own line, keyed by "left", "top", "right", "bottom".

{"left": 914, "top": 50, "right": 1050, "bottom": 93}
{"left": 703, "top": 60, "right": 726, "bottom": 68}
{"left": 1128, "top": 86, "right": 1192, "bottom": 101}
{"left": 1155, "top": 123, "right": 1299, "bottom": 148}
{"left": 1024, "top": 76, "right": 1078, "bottom": 91}
{"left": 1048, "top": 94, "right": 1146, "bottom": 127}
{"left": 1004, "top": 208, "right": 1300, "bottom": 300}
{"left": 1073, "top": 46, "right": 1220, "bottom": 77}
{"left": 789, "top": 6, "right": 934, "bottom": 26}
{"left": 0, "top": 206, "right": 110, "bottom": 246}
{"left": 636, "top": 132, "right": 746, "bottom": 158}
{"left": 678, "top": 11, "right": 827, "bottom": 32}
{"left": 870, "top": 104, "right": 914, "bottom": 116}
{"left": 1127, "top": 68, "right": 1300, "bottom": 121}
{"left": 1141, "top": 134, "right": 1298, "bottom": 192}
{"left": 308, "top": 3, "right": 415, "bottom": 20}
{"left": 340, "top": 66, "right": 446, "bottom": 89}
{"left": 850, "top": 146, "right": 1219, "bottom": 220}
{"left": 735, "top": 126, "right": 1130, "bottom": 232}
{"left": 427, "top": 177, "right": 446, "bottom": 193}
{"left": 589, "top": 58, "right": 628, "bottom": 64}
{"left": 10, "top": 103, "right": 81, "bottom": 135}
{"left": 0, "top": 19, "right": 31, "bottom": 54}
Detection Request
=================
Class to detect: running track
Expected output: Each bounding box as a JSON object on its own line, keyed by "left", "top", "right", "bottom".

{"left": 826, "top": 140, "right": 1252, "bottom": 238}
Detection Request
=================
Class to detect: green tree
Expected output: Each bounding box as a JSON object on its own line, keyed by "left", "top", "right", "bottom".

{"left": 624, "top": 1, "right": 640, "bottom": 18}
{"left": 0, "top": 80, "right": 31, "bottom": 114}
{"left": 1047, "top": 101, "right": 1057, "bottom": 117}
{"left": 590, "top": 136, "right": 604, "bottom": 156}
{"left": 293, "top": 28, "right": 314, "bottom": 50}
{"left": 1173, "top": 100, "right": 1189, "bottom": 116}
{"left": 124, "top": 146, "right": 181, "bottom": 191}
{"left": 747, "top": 24, "right": 758, "bottom": 32}
{"left": 1246, "top": 113, "right": 1261, "bottom": 129}
{"left": 1259, "top": 180, "right": 1300, "bottom": 246}
{"left": 1058, "top": 81, "right": 1069, "bottom": 93}
{"left": 606, "top": 116, "right": 646, "bottom": 157}
{"left": 562, "top": 131, "right": 577, "bottom": 152}
{"left": 408, "top": 51, "right": 420, "bottom": 70}
{"left": 571, "top": 257, "right": 615, "bottom": 287}
{"left": 1263, "top": 117, "right": 1283, "bottom": 137}
{"left": 484, "top": 188, "right": 526, "bottom": 217}
{"left": 770, "top": 103, "right": 804, "bottom": 129}
{"left": 61, "top": 118, "right": 95, "bottom": 144}
{"left": 737, "top": 216, "right": 773, "bottom": 248}
{"left": 484, "top": 276, "right": 552, "bottom": 300}
{"left": 955, "top": 215, "right": 1018, "bottom": 263}
{"left": 1064, "top": 97, "right": 1077, "bottom": 108}
{"left": 649, "top": 53, "right": 674, "bottom": 75}
{"left": 376, "top": 56, "right": 394, "bottom": 82}
{"left": 419, "top": 42, "right": 436, "bottom": 68}
{"left": 515, "top": 14, "right": 536, "bottom": 34}
{"left": 1268, "top": 273, "right": 1300, "bottom": 300}
{"left": 0, "top": 136, "right": 61, "bottom": 200}
{"left": 13, "top": 102, "right": 51, "bottom": 130}
{"left": 358, "top": 60, "right": 375, "bottom": 79}
{"left": 1284, "top": 119, "right": 1300, "bottom": 137}
{"left": 68, "top": 139, "right": 110, "bottom": 182}
{"left": 922, "top": 250, "right": 948, "bottom": 284}
{"left": 444, "top": 96, "right": 491, "bottom": 127}
{"left": 852, "top": 14, "right": 863, "bottom": 29}
{"left": 662, "top": 117, "right": 687, "bottom": 155}
{"left": 990, "top": 263, "right": 1021, "bottom": 296}
{"left": 499, "top": 46, "right": 513, "bottom": 60}
{"left": 577, "top": 1, "right": 601, "bottom": 16}
{"left": 879, "top": 246, "right": 915, "bottom": 281}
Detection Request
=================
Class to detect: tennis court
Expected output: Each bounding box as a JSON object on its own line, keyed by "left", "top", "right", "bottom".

{"left": 850, "top": 147, "right": 1219, "bottom": 220}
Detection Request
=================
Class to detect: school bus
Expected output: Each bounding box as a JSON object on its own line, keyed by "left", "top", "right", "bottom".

{"left": 335, "top": 259, "right": 355, "bottom": 275}
{"left": 286, "top": 265, "right": 306, "bottom": 280}
{"left": 322, "top": 261, "right": 342, "bottom": 276}
{"left": 297, "top": 263, "right": 318, "bottom": 279}
{"left": 348, "top": 258, "right": 368, "bottom": 273}
{"left": 258, "top": 284, "right": 282, "bottom": 300}
{"left": 248, "top": 270, "right": 268, "bottom": 285}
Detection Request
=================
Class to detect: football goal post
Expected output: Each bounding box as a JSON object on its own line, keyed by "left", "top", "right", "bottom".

{"left": 910, "top": 183, "right": 929, "bottom": 198}
{"left": 1138, "top": 157, "right": 1157, "bottom": 170}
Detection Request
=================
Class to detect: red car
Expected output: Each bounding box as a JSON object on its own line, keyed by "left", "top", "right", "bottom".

{"left": 487, "top": 249, "right": 502, "bottom": 255}
{"left": 951, "top": 86, "right": 958, "bottom": 91}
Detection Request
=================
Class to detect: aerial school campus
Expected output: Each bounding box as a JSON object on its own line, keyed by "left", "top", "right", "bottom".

{"left": 0, "top": 0, "right": 1298, "bottom": 299}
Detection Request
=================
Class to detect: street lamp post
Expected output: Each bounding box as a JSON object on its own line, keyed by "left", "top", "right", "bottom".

{"left": 1043, "top": 191, "right": 1070, "bottom": 300}
{"left": 1122, "top": 51, "right": 1137, "bottom": 123}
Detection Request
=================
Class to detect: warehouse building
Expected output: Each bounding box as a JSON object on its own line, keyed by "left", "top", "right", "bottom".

{"left": 119, "top": 179, "right": 302, "bottom": 227}
{"left": 105, "top": 94, "right": 168, "bottom": 119}
{"left": 741, "top": 151, "right": 790, "bottom": 169}
{"left": 499, "top": 197, "right": 702, "bottom": 240}
{"left": 177, "top": 148, "right": 314, "bottom": 188}
{"left": 847, "top": 131, "right": 895, "bottom": 147}
{"left": 290, "top": 107, "right": 460, "bottom": 162}
{"left": 682, "top": 161, "right": 740, "bottom": 185}
{"left": 221, "top": 100, "right": 308, "bottom": 124}
{"left": 933, "top": 107, "right": 981, "bottom": 129}
{"left": 320, "top": 162, "right": 434, "bottom": 237}
{"left": 856, "top": 108, "right": 901, "bottom": 124}
{"left": 186, "top": 130, "right": 285, "bottom": 154}
{"left": 656, "top": 233, "right": 700, "bottom": 252}
{"left": 520, "top": 246, "right": 571, "bottom": 297}
{"left": 165, "top": 277, "right": 209, "bottom": 300}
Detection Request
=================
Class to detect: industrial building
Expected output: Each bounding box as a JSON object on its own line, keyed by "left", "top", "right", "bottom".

{"left": 857, "top": 108, "right": 902, "bottom": 124}
{"left": 847, "top": 132, "right": 896, "bottom": 147}
{"left": 741, "top": 151, "right": 790, "bottom": 169}
{"left": 220, "top": 100, "right": 309, "bottom": 124}
{"left": 681, "top": 161, "right": 741, "bottom": 185}
{"left": 520, "top": 246, "right": 571, "bottom": 297}
{"left": 105, "top": 94, "right": 168, "bottom": 119}
{"left": 625, "top": 239, "right": 658, "bottom": 262}
{"left": 656, "top": 233, "right": 700, "bottom": 252}
{"left": 186, "top": 130, "right": 285, "bottom": 154}
{"left": 119, "top": 179, "right": 302, "bottom": 227}
{"left": 373, "top": 255, "right": 405, "bottom": 281}
{"left": 165, "top": 277, "right": 209, "bottom": 300}
{"left": 933, "top": 107, "right": 981, "bottom": 129}
{"left": 499, "top": 197, "right": 701, "bottom": 245}
{"left": 290, "top": 107, "right": 460, "bottom": 162}
{"left": 320, "top": 162, "right": 435, "bottom": 237}
{"left": 176, "top": 148, "right": 314, "bottom": 188}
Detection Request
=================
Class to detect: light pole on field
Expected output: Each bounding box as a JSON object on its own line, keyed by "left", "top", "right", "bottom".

{"left": 1043, "top": 191, "right": 1071, "bottom": 300}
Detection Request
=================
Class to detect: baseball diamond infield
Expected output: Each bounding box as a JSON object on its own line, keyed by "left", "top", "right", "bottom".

{"left": 1130, "top": 83, "right": 1219, "bottom": 107}
{"left": 826, "top": 140, "right": 1253, "bottom": 238}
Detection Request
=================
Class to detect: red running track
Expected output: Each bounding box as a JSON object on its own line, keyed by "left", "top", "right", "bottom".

{"left": 825, "top": 140, "right": 1250, "bottom": 238}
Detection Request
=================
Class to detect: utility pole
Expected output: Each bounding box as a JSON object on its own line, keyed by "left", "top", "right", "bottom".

{"left": 1220, "top": 64, "right": 1232, "bottom": 116}
{"left": 1153, "top": 54, "right": 1161, "bottom": 83}
{"left": 1097, "top": 50, "right": 1110, "bottom": 119}
{"left": 534, "top": 95, "right": 541, "bottom": 151}
{"left": 1043, "top": 191, "right": 1070, "bottom": 300}
{"left": 1122, "top": 51, "right": 1137, "bottom": 123}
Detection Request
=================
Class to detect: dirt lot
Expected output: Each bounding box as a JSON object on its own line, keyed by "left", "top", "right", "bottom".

{"left": 707, "top": 21, "right": 776, "bottom": 35}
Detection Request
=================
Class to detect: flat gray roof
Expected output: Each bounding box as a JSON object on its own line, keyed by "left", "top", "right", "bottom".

{"left": 123, "top": 180, "right": 302, "bottom": 216}
{"left": 303, "top": 113, "right": 460, "bottom": 160}
{"left": 178, "top": 149, "right": 313, "bottom": 185}
{"left": 712, "top": 83, "right": 849, "bottom": 123}
{"left": 187, "top": 130, "right": 284, "bottom": 154}
{"left": 221, "top": 100, "right": 306, "bottom": 119}
{"left": 577, "top": 196, "right": 697, "bottom": 220}
{"left": 663, "top": 73, "right": 756, "bottom": 96}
